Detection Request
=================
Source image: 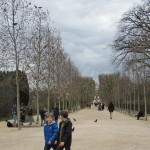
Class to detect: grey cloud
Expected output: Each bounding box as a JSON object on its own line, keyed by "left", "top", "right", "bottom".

{"left": 32, "top": 0, "right": 141, "bottom": 83}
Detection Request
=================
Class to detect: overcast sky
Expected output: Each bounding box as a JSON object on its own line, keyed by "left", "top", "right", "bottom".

{"left": 31, "top": 0, "right": 141, "bottom": 83}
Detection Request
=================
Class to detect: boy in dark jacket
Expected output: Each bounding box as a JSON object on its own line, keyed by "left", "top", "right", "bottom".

{"left": 44, "top": 113, "right": 58, "bottom": 150}
{"left": 56, "top": 111, "right": 72, "bottom": 150}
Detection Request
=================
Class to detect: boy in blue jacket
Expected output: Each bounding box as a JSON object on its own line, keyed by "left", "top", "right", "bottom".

{"left": 44, "top": 113, "right": 58, "bottom": 150}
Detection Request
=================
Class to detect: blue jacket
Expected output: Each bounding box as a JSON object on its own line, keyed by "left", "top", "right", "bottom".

{"left": 44, "top": 121, "right": 58, "bottom": 145}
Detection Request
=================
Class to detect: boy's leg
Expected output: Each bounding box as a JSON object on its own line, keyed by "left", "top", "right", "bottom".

{"left": 44, "top": 144, "right": 51, "bottom": 150}
{"left": 56, "top": 146, "right": 64, "bottom": 150}
{"left": 64, "top": 145, "right": 71, "bottom": 150}
{"left": 56, "top": 145, "right": 70, "bottom": 150}
{"left": 52, "top": 145, "right": 57, "bottom": 150}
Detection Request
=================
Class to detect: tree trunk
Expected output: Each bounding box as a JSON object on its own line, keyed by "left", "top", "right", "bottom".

{"left": 143, "top": 84, "right": 147, "bottom": 121}
{"left": 16, "top": 60, "right": 21, "bottom": 130}
{"left": 63, "top": 98, "right": 65, "bottom": 110}
{"left": 36, "top": 80, "right": 39, "bottom": 122}
{"left": 47, "top": 86, "right": 50, "bottom": 113}
{"left": 13, "top": 4, "right": 21, "bottom": 130}
{"left": 133, "top": 82, "right": 136, "bottom": 114}
{"left": 59, "top": 100, "right": 61, "bottom": 111}
{"left": 130, "top": 94, "right": 131, "bottom": 114}
{"left": 137, "top": 88, "right": 140, "bottom": 112}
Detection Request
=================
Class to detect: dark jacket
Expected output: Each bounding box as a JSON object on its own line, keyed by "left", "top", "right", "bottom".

{"left": 7, "top": 121, "right": 13, "bottom": 127}
{"left": 40, "top": 109, "right": 46, "bottom": 119}
{"left": 53, "top": 107, "right": 59, "bottom": 116}
{"left": 44, "top": 121, "right": 58, "bottom": 145}
{"left": 108, "top": 103, "right": 115, "bottom": 112}
{"left": 28, "top": 108, "right": 33, "bottom": 116}
{"left": 57, "top": 118, "right": 72, "bottom": 147}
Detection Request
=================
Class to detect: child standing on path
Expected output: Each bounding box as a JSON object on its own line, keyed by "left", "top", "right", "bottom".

{"left": 56, "top": 111, "right": 72, "bottom": 150}
{"left": 44, "top": 113, "right": 58, "bottom": 150}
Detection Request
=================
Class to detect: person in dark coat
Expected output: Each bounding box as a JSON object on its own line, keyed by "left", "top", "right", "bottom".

{"left": 102, "top": 103, "right": 105, "bottom": 110}
{"left": 20, "top": 106, "right": 25, "bottom": 113}
{"left": 135, "top": 111, "right": 145, "bottom": 120}
{"left": 44, "top": 113, "right": 58, "bottom": 150}
{"left": 27, "top": 107, "right": 34, "bottom": 125}
{"left": 40, "top": 108, "right": 46, "bottom": 126}
{"left": 108, "top": 102, "right": 115, "bottom": 119}
{"left": 56, "top": 111, "right": 72, "bottom": 150}
{"left": 53, "top": 106, "right": 59, "bottom": 124}
{"left": 98, "top": 103, "right": 102, "bottom": 111}
{"left": 20, "top": 111, "right": 25, "bottom": 123}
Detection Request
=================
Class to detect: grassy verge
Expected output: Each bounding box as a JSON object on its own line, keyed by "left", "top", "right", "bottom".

{"left": 0, "top": 115, "right": 12, "bottom": 121}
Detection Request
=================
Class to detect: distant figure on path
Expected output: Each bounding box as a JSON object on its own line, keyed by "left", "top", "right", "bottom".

{"left": 98, "top": 103, "right": 102, "bottom": 111}
{"left": 40, "top": 107, "right": 46, "bottom": 126}
{"left": 27, "top": 107, "right": 34, "bottom": 125}
{"left": 108, "top": 102, "right": 115, "bottom": 119}
{"left": 56, "top": 111, "right": 72, "bottom": 150}
{"left": 135, "top": 111, "right": 145, "bottom": 120}
{"left": 12, "top": 104, "right": 17, "bottom": 123}
{"left": 20, "top": 106, "right": 25, "bottom": 114}
{"left": 20, "top": 111, "right": 25, "bottom": 124}
{"left": 102, "top": 102, "right": 105, "bottom": 110}
{"left": 53, "top": 106, "right": 59, "bottom": 124}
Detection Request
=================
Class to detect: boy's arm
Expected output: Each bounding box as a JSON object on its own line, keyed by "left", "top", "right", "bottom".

{"left": 49, "top": 124, "right": 58, "bottom": 142}
{"left": 56, "top": 122, "right": 61, "bottom": 142}
{"left": 62, "top": 122, "right": 72, "bottom": 144}
{"left": 44, "top": 127, "right": 46, "bottom": 140}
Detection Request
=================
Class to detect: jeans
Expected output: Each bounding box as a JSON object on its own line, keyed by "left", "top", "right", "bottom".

{"left": 56, "top": 146, "right": 70, "bottom": 150}
{"left": 13, "top": 114, "right": 17, "bottom": 123}
{"left": 41, "top": 117, "right": 45, "bottom": 126}
{"left": 44, "top": 144, "right": 57, "bottom": 150}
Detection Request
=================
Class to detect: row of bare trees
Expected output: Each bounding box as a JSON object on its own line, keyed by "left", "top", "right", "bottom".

{"left": 99, "top": 0, "right": 150, "bottom": 120}
{"left": 99, "top": 71, "right": 150, "bottom": 121}
{"left": 0, "top": 0, "right": 95, "bottom": 129}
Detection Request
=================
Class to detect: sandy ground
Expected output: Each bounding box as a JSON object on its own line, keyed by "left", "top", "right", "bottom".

{"left": 0, "top": 107, "right": 150, "bottom": 150}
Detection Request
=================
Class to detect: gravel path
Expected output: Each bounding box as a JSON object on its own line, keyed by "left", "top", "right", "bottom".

{"left": 0, "top": 107, "right": 150, "bottom": 150}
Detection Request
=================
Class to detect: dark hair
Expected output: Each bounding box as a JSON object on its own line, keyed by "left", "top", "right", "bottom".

{"left": 59, "top": 110, "right": 68, "bottom": 118}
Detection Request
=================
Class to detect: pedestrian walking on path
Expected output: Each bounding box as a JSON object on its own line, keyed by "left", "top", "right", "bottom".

{"left": 108, "top": 102, "right": 115, "bottom": 119}
{"left": 40, "top": 107, "right": 46, "bottom": 126}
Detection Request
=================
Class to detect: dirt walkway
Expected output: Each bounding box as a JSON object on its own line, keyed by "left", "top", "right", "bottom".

{"left": 0, "top": 107, "right": 150, "bottom": 150}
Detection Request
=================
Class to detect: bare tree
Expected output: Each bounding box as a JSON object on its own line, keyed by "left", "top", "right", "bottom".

{"left": 25, "top": 7, "right": 49, "bottom": 123}
{"left": 0, "top": 0, "right": 32, "bottom": 129}
{"left": 112, "top": 1, "right": 150, "bottom": 67}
